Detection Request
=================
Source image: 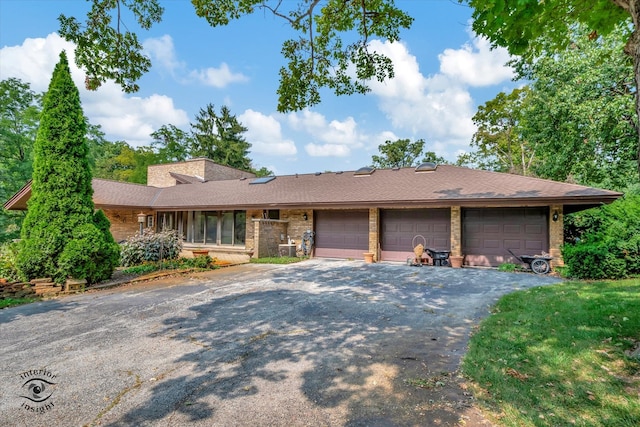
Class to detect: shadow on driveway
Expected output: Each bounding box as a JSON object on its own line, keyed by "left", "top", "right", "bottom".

{"left": 102, "top": 260, "right": 561, "bottom": 426}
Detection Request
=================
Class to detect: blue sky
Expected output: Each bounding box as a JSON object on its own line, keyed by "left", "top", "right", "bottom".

{"left": 0, "top": 0, "right": 517, "bottom": 175}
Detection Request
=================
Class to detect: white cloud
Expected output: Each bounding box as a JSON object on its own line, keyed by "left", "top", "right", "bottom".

{"left": 366, "top": 40, "right": 476, "bottom": 145}
{"left": 305, "top": 143, "right": 351, "bottom": 157}
{"left": 239, "top": 109, "right": 297, "bottom": 156}
{"left": 188, "top": 63, "right": 248, "bottom": 88}
{"left": 0, "top": 33, "right": 189, "bottom": 147}
{"left": 439, "top": 33, "right": 514, "bottom": 86}
{"left": 143, "top": 35, "right": 185, "bottom": 76}
{"left": 285, "top": 110, "right": 370, "bottom": 158}
{"left": 144, "top": 34, "right": 248, "bottom": 88}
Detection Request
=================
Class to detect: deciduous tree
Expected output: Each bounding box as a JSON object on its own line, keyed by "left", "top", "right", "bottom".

{"left": 371, "top": 138, "right": 447, "bottom": 169}
{"left": 58, "top": 0, "right": 413, "bottom": 112}
{"left": 0, "top": 78, "right": 41, "bottom": 242}
{"left": 469, "top": 87, "right": 536, "bottom": 176}
{"left": 462, "top": 0, "right": 640, "bottom": 179}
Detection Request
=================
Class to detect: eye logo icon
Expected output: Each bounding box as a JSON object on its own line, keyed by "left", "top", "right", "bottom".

{"left": 18, "top": 369, "right": 58, "bottom": 413}
{"left": 22, "top": 378, "right": 56, "bottom": 403}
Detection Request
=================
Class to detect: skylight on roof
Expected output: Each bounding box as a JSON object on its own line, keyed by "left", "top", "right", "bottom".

{"left": 415, "top": 162, "right": 437, "bottom": 172}
{"left": 249, "top": 176, "right": 276, "bottom": 185}
{"left": 354, "top": 166, "right": 375, "bottom": 176}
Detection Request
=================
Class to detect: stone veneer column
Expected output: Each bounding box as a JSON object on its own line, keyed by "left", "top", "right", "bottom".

{"left": 549, "top": 205, "right": 564, "bottom": 266}
{"left": 368, "top": 208, "right": 380, "bottom": 261}
{"left": 252, "top": 220, "right": 261, "bottom": 259}
{"left": 450, "top": 206, "right": 462, "bottom": 257}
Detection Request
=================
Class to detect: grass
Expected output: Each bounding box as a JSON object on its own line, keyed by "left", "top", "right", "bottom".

{"left": 0, "top": 297, "right": 39, "bottom": 309}
{"left": 462, "top": 278, "right": 640, "bottom": 426}
{"left": 250, "top": 256, "right": 306, "bottom": 264}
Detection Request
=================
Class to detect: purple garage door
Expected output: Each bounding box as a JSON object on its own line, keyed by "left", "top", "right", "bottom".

{"left": 380, "top": 209, "right": 450, "bottom": 262}
{"left": 463, "top": 207, "right": 548, "bottom": 267}
{"left": 314, "top": 210, "right": 369, "bottom": 259}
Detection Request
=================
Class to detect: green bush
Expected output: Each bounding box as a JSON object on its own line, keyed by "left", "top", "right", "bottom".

{"left": 58, "top": 221, "right": 120, "bottom": 284}
{"left": 562, "top": 192, "right": 640, "bottom": 279}
{"left": 120, "top": 229, "right": 182, "bottom": 267}
{"left": 498, "top": 262, "right": 517, "bottom": 272}
{"left": 0, "top": 241, "right": 20, "bottom": 282}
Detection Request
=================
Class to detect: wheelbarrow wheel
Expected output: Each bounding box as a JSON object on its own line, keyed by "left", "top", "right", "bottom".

{"left": 530, "top": 258, "right": 550, "bottom": 274}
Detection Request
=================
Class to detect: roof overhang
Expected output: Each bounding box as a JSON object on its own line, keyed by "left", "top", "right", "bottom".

{"left": 3, "top": 180, "right": 32, "bottom": 210}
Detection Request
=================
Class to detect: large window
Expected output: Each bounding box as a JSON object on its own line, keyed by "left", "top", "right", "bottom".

{"left": 156, "top": 211, "right": 246, "bottom": 246}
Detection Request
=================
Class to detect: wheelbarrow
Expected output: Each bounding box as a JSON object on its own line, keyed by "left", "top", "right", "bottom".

{"left": 426, "top": 248, "right": 450, "bottom": 266}
{"left": 507, "top": 249, "right": 552, "bottom": 274}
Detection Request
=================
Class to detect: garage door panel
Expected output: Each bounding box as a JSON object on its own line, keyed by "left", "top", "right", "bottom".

{"left": 504, "top": 240, "right": 521, "bottom": 249}
{"left": 483, "top": 224, "right": 500, "bottom": 233}
{"left": 315, "top": 210, "right": 369, "bottom": 258}
{"left": 504, "top": 225, "right": 521, "bottom": 234}
{"left": 525, "top": 224, "right": 543, "bottom": 235}
{"left": 463, "top": 207, "right": 548, "bottom": 267}
{"left": 525, "top": 241, "right": 543, "bottom": 251}
{"left": 381, "top": 209, "right": 450, "bottom": 261}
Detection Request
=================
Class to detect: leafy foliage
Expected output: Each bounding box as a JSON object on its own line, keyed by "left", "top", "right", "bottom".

{"left": 14, "top": 52, "right": 118, "bottom": 284}
{"left": 0, "top": 241, "right": 20, "bottom": 282}
{"left": 120, "top": 229, "right": 182, "bottom": 267}
{"left": 190, "top": 104, "right": 251, "bottom": 170}
{"left": 562, "top": 193, "right": 640, "bottom": 279}
{"left": 371, "top": 138, "right": 448, "bottom": 169}
{"left": 0, "top": 78, "right": 41, "bottom": 243}
{"left": 467, "top": 87, "right": 536, "bottom": 175}
{"left": 58, "top": 0, "right": 413, "bottom": 112}
{"left": 463, "top": 0, "right": 639, "bottom": 180}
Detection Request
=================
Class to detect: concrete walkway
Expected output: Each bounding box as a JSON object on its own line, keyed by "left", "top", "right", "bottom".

{"left": 0, "top": 259, "right": 562, "bottom": 426}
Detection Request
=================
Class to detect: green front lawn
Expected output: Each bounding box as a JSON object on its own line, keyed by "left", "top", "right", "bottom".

{"left": 462, "top": 279, "right": 640, "bottom": 426}
{"left": 0, "top": 297, "right": 39, "bottom": 309}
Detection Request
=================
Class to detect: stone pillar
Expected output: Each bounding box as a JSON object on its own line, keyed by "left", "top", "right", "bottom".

{"left": 549, "top": 205, "right": 564, "bottom": 267}
{"left": 252, "top": 219, "right": 260, "bottom": 259}
{"left": 450, "top": 206, "right": 462, "bottom": 257}
{"left": 368, "top": 208, "right": 380, "bottom": 261}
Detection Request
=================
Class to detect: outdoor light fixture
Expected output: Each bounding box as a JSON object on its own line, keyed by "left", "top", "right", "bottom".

{"left": 303, "top": 213, "right": 308, "bottom": 221}
{"left": 137, "top": 212, "right": 146, "bottom": 234}
{"left": 552, "top": 210, "right": 559, "bottom": 222}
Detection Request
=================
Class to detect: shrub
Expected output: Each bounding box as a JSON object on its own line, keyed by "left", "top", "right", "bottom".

{"left": 498, "top": 263, "right": 517, "bottom": 272}
{"left": 120, "top": 229, "right": 182, "bottom": 267}
{"left": 58, "top": 221, "right": 120, "bottom": 284}
{"left": 0, "top": 241, "right": 20, "bottom": 282}
{"left": 562, "top": 192, "right": 640, "bottom": 279}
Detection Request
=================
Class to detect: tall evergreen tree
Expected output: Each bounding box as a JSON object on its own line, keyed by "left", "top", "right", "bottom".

{"left": 16, "top": 51, "right": 119, "bottom": 283}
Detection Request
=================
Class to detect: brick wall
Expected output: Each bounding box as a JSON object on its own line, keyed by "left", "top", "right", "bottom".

{"left": 147, "top": 158, "right": 256, "bottom": 187}
{"left": 102, "top": 208, "right": 154, "bottom": 242}
{"left": 450, "top": 206, "right": 462, "bottom": 257}
{"left": 549, "top": 205, "right": 564, "bottom": 267}
{"left": 368, "top": 208, "right": 379, "bottom": 261}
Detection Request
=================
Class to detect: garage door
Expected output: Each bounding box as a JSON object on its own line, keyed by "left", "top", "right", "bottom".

{"left": 314, "top": 210, "right": 369, "bottom": 258}
{"left": 380, "top": 209, "right": 450, "bottom": 262}
{"left": 463, "top": 207, "right": 548, "bottom": 267}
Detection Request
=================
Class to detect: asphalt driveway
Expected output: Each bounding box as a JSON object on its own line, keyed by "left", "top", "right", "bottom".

{"left": 0, "top": 259, "right": 562, "bottom": 427}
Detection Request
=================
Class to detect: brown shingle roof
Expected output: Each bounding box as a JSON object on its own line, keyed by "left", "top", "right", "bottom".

{"left": 5, "top": 165, "right": 622, "bottom": 211}
{"left": 150, "top": 165, "right": 621, "bottom": 210}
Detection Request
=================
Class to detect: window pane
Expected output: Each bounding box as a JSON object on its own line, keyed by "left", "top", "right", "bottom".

{"left": 221, "top": 211, "right": 234, "bottom": 245}
{"left": 193, "top": 211, "right": 205, "bottom": 243}
{"left": 206, "top": 212, "right": 218, "bottom": 244}
{"left": 234, "top": 211, "right": 246, "bottom": 245}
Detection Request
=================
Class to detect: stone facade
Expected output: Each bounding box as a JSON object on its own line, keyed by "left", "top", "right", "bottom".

{"left": 368, "top": 208, "right": 380, "bottom": 261}
{"left": 102, "top": 208, "right": 154, "bottom": 242}
{"left": 549, "top": 205, "right": 564, "bottom": 267}
{"left": 449, "top": 206, "right": 462, "bottom": 257}
{"left": 147, "top": 158, "right": 255, "bottom": 187}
